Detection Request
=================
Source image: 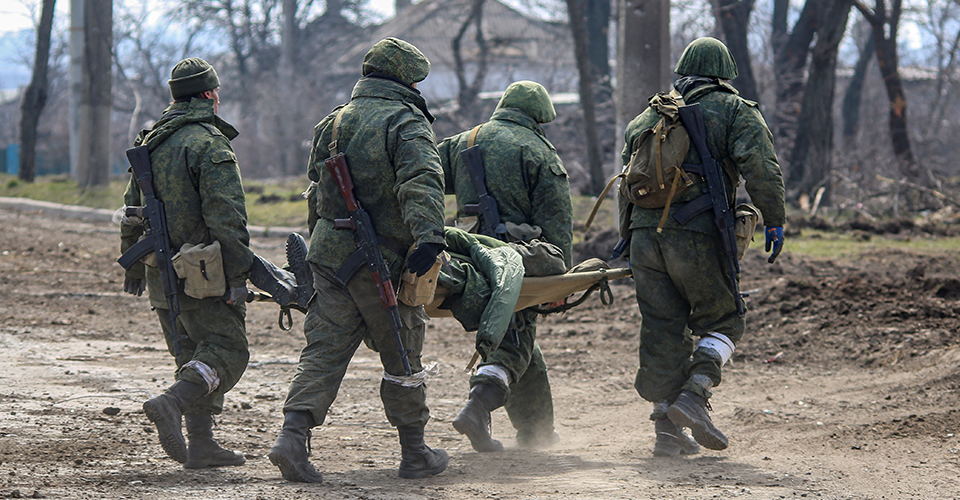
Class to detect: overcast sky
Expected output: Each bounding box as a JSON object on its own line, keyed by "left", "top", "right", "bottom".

{"left": 0, "top": 0, "right": 397, "bottom": 35}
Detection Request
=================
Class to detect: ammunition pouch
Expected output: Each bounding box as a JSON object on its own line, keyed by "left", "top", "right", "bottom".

{"left": 172, "top": 241, "right": 226, "bottom": 299}
{"left": 734, "top": 203, "right": 761, "bottom": 261}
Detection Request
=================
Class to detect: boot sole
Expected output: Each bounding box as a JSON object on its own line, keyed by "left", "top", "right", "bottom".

{"left": 143, "top": 400, "right": 187, "bottom": 464}
{"left": 268, "top": 450, "right": 323, "bottom": 483}
{"left": 666, "top": 404, "right": 728, "bottom": 451}
{"left": 399, "top": 450, "right": 449, "bottom": 479}
{"left": 452, "top": 416, "right": 503, "bottom": 452}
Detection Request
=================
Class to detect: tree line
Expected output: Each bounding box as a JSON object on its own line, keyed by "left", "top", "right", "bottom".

{"left": 9, "top": 0, "right": 960, "bottom": 216}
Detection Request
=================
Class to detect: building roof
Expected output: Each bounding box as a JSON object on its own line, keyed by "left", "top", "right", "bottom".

{"left": 334, "top": 0, "right": 573, "bottom": 79}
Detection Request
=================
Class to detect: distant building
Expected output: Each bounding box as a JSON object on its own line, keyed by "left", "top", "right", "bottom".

{"left": 333, "top": 0, "right": 577, "bottom": 102}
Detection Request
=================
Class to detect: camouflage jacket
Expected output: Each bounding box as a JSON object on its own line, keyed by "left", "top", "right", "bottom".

{"left": 120, "top": 98, "right": 253, "bottom": 310}
{"left": 306, "top": 76, "right": 446, "bottom": 279}
{"left": 620, "top": 80, "right": 785, "bottom": 235}
{"left": 438, "top": 107, "right": 573, "bottom": 268}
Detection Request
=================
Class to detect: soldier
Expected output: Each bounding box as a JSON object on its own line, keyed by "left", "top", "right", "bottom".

{"left": 438, "top": 81, "right": 573, "bottom": 452}
{"left": 121, "top": 57, "right": 253, "bottom": 468}
{"left": 619, "top": 37, "right": 785, "bottom": 455}
{"left": 268, "top": 38, "right": 448, "bottom": 482}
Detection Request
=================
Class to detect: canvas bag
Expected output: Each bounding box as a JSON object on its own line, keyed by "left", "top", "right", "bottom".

{"left": 172, "top": 241, "right": 226, "bottom": 299}
{"left": 734, "top": 203, "right": 761, "bottom": 261}
{"left": 619, "top": 90, "right": 694, "bottom": 211}
{"left": 585, "top": 90, "right": 694, "bottom": 234}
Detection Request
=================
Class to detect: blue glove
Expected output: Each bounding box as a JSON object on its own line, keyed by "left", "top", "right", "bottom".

{"left": 764, "top": 226, "right": 784, "bottom": 263}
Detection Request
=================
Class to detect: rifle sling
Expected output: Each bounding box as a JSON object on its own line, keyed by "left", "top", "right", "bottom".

{"left": 672, "top": 194, "right": 712, "bottom": 225}
{"left": 334, "top": 234, "right": 408, "bottom": 286}
{"left": 467, "top": 123, "right": 483, "bottom": 148}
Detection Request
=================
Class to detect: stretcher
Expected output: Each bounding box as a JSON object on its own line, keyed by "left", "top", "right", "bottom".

{"left": 424, "top": 267, "right": 633, "bottom": 318}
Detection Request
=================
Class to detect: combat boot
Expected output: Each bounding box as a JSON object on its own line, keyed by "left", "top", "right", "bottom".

{"left": 653, "top": 418, "right": 700, "bottom": 456}
{"left": 452, "top": 383, "right": 507, "bottom": 452}
{"left": 397, "top": 426, "right": 449, "bottom": 479}
{"left": 142, "top": 380, "right": 207, "bottom": 463}
{"left": 268, "top": 411, "right": 323, "bottom": 483}
{"left": 183, "top": 413, "right": 246, "bottom": 468}
{"left": 666, "top": 390, "right": 728, "bottom": 450}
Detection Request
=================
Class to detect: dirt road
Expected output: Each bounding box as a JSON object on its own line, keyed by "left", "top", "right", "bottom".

{"left": 1, "top": 206, "right": 959, "bottom": 499}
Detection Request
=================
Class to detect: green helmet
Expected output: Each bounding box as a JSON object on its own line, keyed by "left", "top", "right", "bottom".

{"left": 168, "top": 57, "right": 220, "bottom": 99}
{"left": 362, "top": 37, "right": 430, "bottom": 86}
{"left": 496, "top": 80, "right": 556, "bottom": 124}
{"left": 674, "top": 37, "right": 738, "bottom": 80}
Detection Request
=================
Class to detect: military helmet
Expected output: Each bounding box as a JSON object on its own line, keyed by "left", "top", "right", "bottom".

{"left": 674, "top": 37, "right": 738, "bottom": 80}
{"left": 168, "top": 57, "right": 220, "bottom": 99}
{"left": 496, "top": 80, "right": 557, "bottom": 124}
{"left": 362, "top": 37, "right": 430, "bottom": 86}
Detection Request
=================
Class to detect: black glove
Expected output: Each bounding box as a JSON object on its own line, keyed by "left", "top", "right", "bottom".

{"left": 123, "top": 277, "right": 145, "bottom": 297}
{"left": 405, "top": 243, "right": 444, "bottom": 277}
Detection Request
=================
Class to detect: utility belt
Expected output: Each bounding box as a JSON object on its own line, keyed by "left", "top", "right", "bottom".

{"left": 663, "top": 166, "right": 761, "bottom": 261}
{"left": 324, "top": 216, "right": 408, "bottom": 286}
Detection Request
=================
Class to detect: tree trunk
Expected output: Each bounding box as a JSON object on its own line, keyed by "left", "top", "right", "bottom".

{"left": 452, "top": 0, "right": 488, "bottom": 124}
{"left": 567, "top": 0, "right": 604, "bottom": 194}
{"left": 18, "top": 0, "right": 57, "bottom": 183}
{"left": 856, "top": 0, "right": 939, "bottom": 192}
{"left": 772, "top": 0, "right": 819, "bottom": 168}
{"left": 586, "top": 0, "right": 610, "bottom": 84}
{"left": 714, "top": 0, "right": 758, "bottom": 102}
{"left": 788, "top": 0, "right": 852, "bottom": 205}
{"left": 77, "top": 0, "right": 112, "bottom": 188}
{"left": 279, "top": 0, "right": 297, "bottom": 175}
{"left": 841, "top": 34, "right": 873, "bottom": 141}
{"left": 616, "top": 0, "right": 670, "bottom": 171}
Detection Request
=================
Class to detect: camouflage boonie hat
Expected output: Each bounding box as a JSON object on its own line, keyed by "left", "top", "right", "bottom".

{"left": 496, "top": 80, "right": 557, "bottom": 124}
{"left": 169, "top": 57, "right": 220, "bottom": 99}
{"left": 674, "top": 37, "right": 739, "bottom": 80}
{"left": 362, "top": 37, "right": 430, "bottom": 85}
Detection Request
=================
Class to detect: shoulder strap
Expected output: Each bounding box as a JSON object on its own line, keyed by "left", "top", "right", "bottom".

{"left": 328, "top": 107, "right": 347, "bottom": 156}
{"left": 467, "top": 123, "right": 484, "bottom": 148}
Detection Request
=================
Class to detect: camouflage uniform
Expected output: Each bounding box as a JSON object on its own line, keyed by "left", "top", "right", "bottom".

{"left": 438, "top": 81, "right": 573, "bottom": 447}
{"left": 270, "top": 38, "right": 447, "bottom": 483}
{"left": 121, "top": 57, "right": 252, "bottom": 468}
{"left": 619, "top": 38, "right": 785, "bottom": 452}
{"left": 121, "top": 97, "right": 252, "bottom": 414}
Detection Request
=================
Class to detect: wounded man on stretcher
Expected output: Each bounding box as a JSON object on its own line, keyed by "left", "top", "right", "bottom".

{"left": 404, "top": 226, "right": 630, "bottom": 366}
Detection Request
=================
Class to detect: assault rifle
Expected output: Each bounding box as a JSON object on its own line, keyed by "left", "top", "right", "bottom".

{"left": 326, "top": 153, "right": 412, "bottom": 375}
{"left": 677, "top": 103, "right": 744, "bottom": 317}
{"left": 461, "top": 146, "right": 507, "bottom": 240}
{"left": 117, "top": 146, "right": 186, "bottom": 355}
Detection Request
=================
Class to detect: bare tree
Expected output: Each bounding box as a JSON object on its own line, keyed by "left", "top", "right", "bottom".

{"left": 787, "top": 0, "right": 853, "bottom": 205}
{"left": 452, "top": 0, "right": 489, "bottom": 122}
{"left": 77, "top": 0, "right": 112, "bottom": 188}
{"left": 841, "top": 25, "right": 874, "bottom": 141}
{"left": 566, "top": 0, "right": 603, "bottom": 194}
{"left": 915, "top": 0, "right": 960, "bottom": 140}
{"left": 18, "top": 0, "right": 57, "bottom": 183}
{"left": 771, "top": 0, "right": 819, "bottom": 167}
{"left": 712, "top": 0, "right": 759, "bottom": 101}
{"left": 854, "top": 0, "right": 941, "bottom": 194}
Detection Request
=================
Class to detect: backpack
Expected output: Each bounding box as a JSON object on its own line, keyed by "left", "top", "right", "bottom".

{"left": 585, "top": 90, "right": 694, "bottom": 233}
{"left": 619, "top": 90, "right": 693, "bottom": 210}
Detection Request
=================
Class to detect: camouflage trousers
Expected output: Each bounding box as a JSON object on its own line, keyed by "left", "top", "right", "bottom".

{"left": 156, "top": 299, "right": 249, "bottom": 415}
{"left": 629, "top": 227, "right": 745, "bottom": 403}
{"left": 471, "top": 308, "right": 555, "bottom": 443}
{"left": 282, "top": 264, "right": 431, "bottom": 429}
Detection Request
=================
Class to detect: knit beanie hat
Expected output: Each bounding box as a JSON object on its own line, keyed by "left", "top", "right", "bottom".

{"left": 169, "top": 58, "right": 220, "bottom": 99}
